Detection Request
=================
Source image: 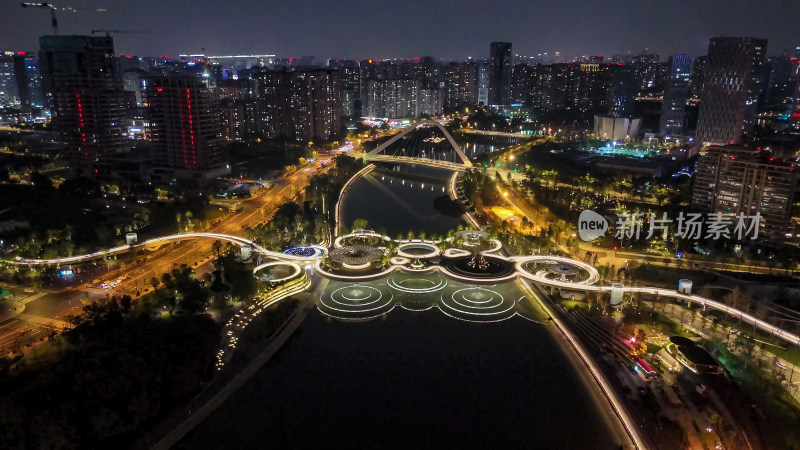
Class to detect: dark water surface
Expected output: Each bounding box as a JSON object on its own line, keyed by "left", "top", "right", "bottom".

{"left": 340, "top": 165, "right": 463, "bottom": 236}
{"left": 179, "top": 309, "right": 620, "bottom": 449}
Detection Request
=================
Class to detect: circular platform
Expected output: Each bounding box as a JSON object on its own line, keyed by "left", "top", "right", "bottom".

{"left": 318, "top": 283, "right": 394, "bottom": 320}
{"left": 252, "top": 261, "right": 302, "bottom": 282}
{"left": 396, "top": 242, "right": 439, "bottom": 259}
{"left": 439, "top": 286, "right": 517, "bottom": 322}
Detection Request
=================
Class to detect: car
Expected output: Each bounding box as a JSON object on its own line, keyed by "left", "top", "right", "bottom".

{"left": 23, "top": 288, "right": 34, "bottom": 293}
{"left": 730, "top": 329, "right": 740, "bottom": 335}
{"left": 776, "top": 361, "right": 787, "bottom": 370}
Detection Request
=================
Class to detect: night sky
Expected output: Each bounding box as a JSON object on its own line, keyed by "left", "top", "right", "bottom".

{"left": 2, "top": 0, "right": 799, "bottom": 60}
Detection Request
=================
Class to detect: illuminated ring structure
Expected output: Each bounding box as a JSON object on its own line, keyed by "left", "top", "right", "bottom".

{"left": 318, "top": 284, "right": 394, "bottom": 320}
{"left": 329, "top": 245, "right": 384, "bottom": 269}
{"left": 387, "top": 273, "right": 447, "bottom": 294}
{"left": 396, "top": 242, "right": 440, "bottom": 259}
{"left": 333, "top": 231, "right": 391, "bottom": 249}
{"left": 439, "top": 255, "right": 518, "bottom": 285}
{"left": 252, "top": 261, "right": 302, "bottom": 282}
{"left": 511, "top": 255, "right": 600, "bottom": 286}
{"left": 439, "top": 286, "right": 516, "bottom": 322}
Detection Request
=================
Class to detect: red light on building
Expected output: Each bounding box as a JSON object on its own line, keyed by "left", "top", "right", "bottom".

{"left": 156, "top": 88, "right": 162, "bottom": 92}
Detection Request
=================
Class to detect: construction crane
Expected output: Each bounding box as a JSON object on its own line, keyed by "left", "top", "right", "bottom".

{"left": 90, "top": 29, "right": 147, "bottom": 37}
{"left": 21, "top": 2, "right": 75, "bottom": 35}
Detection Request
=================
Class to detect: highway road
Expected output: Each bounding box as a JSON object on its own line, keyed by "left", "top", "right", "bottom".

{"left": 0, "top": 158, "right": 334, "bottom": 354}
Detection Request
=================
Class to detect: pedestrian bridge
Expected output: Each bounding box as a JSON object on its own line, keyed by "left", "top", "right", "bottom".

{"left": 363, "top": 120, "right": 474, "bottom": 168}
{"left": 10, "top": 232, "right": 324, "bottom": 266}
{"left": 8, "top": 231, "right": 800, "bottom": 347}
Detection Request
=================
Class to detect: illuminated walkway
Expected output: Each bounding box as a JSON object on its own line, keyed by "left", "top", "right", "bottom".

{"left": 9, "top": 231, "right": 800, "bottom": 346}
{"left": 9, "top": 232, "right": 325, "bottom": 266}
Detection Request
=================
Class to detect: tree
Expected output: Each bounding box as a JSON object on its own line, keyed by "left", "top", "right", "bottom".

{"left": 119, "top": 294, "right": 132, "bottom": 312}
{"left": 651, "top": 186, "right": 669, "bottom": 205}
{"left": 212, "top": 240, "right": 223, "bottom": 256}
{"left": 352, "top": 218, "right": 369, "bottom": 231}
{"left": 29, "top": 171, "right": 54, "bottom": 193}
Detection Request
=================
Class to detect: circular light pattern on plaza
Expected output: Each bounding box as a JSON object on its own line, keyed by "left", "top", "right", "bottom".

{"left": 438, "top": 286, "right": 516, "bottom": 322}
{"left": 318, "top": 284, "right": 394, "bottom": 320}
{"left": 387, "top": 273, "right": 447, "bottom": 294}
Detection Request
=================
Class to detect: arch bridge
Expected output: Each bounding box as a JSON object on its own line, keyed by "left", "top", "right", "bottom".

{"left": 363, "top": 120, "right": 474, "bottom": 169}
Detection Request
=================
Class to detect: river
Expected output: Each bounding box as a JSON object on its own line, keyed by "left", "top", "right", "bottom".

{"left": 179, "top": 163, "right": 624, "bottom": 449}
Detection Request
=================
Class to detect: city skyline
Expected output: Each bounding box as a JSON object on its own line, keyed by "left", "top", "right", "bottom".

{"left": 1, "top": 0, "right": 799, "bottom": 59}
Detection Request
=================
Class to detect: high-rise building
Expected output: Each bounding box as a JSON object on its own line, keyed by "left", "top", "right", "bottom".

{"left": 691, "top": 145, "right": 797, "bottom": 243}
{"left": 763, "top": 53, "right": 798, "bottom": 109}
{"left": 327, "top": 59, "right": 359, "bottom": 117}
{"left": 217, "top": 78, "right": 261, "bottom": 141}
{"left": 689, "top": 56, "right": 706, "bottom": 99}
{"left": 569, "top": 63, "right": 616, "bottom": 113}
{"left": 13, "top": 52, "right": 45, "bottom": 113}
{"left": 443, "top": 62, "right": 477, "bottom": 111}
{"left": 660, "top": 54, "right": 692, "bottom": 135}
{"left": 39, "top": 35, "right": 129, "bottom": 175}
{"left": 418, "top": 88, "right": 443, "bottom": 116}
{"left": 384, "top": 79, "right": 420, "bottom": 118}
{"left": 123, "top": 70, "right": 145, "bottom": 108}
{"left": 290, "top": 68, "right": 342, "bottom": 142}
{"left": 532, "top": 63, "right": 570, "bottom": 111}
{"left": 476, "top": 59, "right": 489, "bottom": 105}
{"left": 363, "top": 79, "right": 385, "bottom": 118}
{"left": 488, "top": 42, "right": 512, "bottom": 105}
{"left": 253, "top": 67, "right": 342, "bottom": 141}
{"left": 144, "top": 75, "right": 230, "bottom": 182}
{"left": 789, "top": 62, "right": 800, "bottom": 132}
{"left": 607, "top": 66, "right": 635, "bottom": 118}
{"left": 0, "top": 52, "right": 19, "bottom": 108}
{"left": 510, "top": 63, "right": 535, "bottom": 106}
{"left": 631, "top": 53, "right": 660, "bottom": 93}
{"left": 696, "top": 37, "right": 767, "bottom": 145}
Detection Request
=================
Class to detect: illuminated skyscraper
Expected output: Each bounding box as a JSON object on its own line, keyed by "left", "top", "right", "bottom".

{"left": 696, "top": 37, "right": 767, "bottom": 145}
{"left": 145, "top": 75, "right": 230, "bottom": 182}
{"left": 660, "top": 54, "right": 691, "bottom": 135}
{"left": 488, "top": 42, "right": 512, "bottom": 105}
{"left": 39, "top": 35, "right": 129, "bottom": 175}
{"left": 443, "top": 62, "right": 478, "bottom": 110}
